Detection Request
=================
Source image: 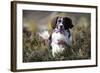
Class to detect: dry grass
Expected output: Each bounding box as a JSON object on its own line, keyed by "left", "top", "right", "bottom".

{"left": 23, "top": 23, "right": 91, "bottom": 62}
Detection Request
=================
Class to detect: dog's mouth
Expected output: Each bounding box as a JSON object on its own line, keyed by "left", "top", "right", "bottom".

{"left": 60, "top": 27, "right": 64, "bottom": 30}
{"left": 59, "top": 28, "right": 64, "bottom": 34}
{"left": 54, "top": 25, "right": 65, "bottom": 33}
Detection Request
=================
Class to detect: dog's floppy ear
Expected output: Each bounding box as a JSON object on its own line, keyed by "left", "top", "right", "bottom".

{"left": 63, "top": 17, "right": 73, "bottom": 29}
{"left": 51, "top": 17, "right": 58, "bottom": 29}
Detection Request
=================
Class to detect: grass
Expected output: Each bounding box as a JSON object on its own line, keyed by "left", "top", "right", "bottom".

{"left": 23, "top": 25, "right": 91, "bottom": 62}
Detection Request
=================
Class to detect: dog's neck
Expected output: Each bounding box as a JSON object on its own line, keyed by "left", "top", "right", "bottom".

{"left": 53, "top": 28, "right": 65, "bottom": 34}
{"left": 53, "top": 28, "right": 71, "bottom": 38}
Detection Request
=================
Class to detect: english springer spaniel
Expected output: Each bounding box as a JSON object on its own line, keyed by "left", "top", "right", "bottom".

{"left": 50, "top": 16, "right": 73, "bottom": 57}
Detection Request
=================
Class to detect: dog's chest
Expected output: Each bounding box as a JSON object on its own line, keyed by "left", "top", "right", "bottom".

{"left": 51, "top": 30, "right": 72, "bottom": 47}
{"left": 52, "top": 31, "right": 68, "bottom": 43}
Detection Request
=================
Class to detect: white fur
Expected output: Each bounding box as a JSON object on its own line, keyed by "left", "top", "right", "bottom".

{"left": 51, "top": 29, "right": 72, "bottom": 57}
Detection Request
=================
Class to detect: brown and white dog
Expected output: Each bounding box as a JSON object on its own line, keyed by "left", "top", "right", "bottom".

{"left": 50, "top": 16, "right": 74, "bottom": 57}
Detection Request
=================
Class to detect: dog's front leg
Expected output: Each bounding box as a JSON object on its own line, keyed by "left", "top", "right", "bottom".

{"left": 52, "top": 46, "right": 57, "bottom": 57}
{"left": 51, "top": 43, "right": 60, "bottom": 57}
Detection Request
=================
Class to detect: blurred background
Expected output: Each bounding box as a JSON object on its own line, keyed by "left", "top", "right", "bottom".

{"left": 23, "top": 10, "right": 91, "bottom": 62}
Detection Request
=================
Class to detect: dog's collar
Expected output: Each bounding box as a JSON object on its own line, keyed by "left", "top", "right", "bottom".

{"left": 53, "top": 29, "right": 65, "bottom": 34}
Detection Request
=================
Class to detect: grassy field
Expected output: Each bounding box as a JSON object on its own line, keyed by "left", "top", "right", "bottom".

{"left": 23, "top": 21, "right": 91, "bottom": 62}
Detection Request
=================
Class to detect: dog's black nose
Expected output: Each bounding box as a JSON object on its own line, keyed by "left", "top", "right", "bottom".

{"left": 58, "top": 20, "right": 61, "bottom": 22}
{"left": 60, "top": 25, "right": 63, "bottom": 28}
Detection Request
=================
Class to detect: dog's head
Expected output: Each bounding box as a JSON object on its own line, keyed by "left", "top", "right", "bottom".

{"left": 51, "top": 16, "right": 73, "bottom": 30}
